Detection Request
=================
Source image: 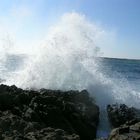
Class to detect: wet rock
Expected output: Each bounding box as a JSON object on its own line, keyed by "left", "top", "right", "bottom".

{"left": 106, "top": 104, "right": 140, "bottom": 140}
{"left": 24, "top": 127, "right": 80, "bottom": 140}
{"left": 0, "top": 84, "right": 99, "bottom": 140}
{"left": 24, "top": 107, "right": 41, "bottom": 122}
{"left": 107, "top": 104, "right": 139, "bottom": 127}
{"left": 0, "top": 111, "right": 27, "bottom": 134}
{"left": 108, "top": 122, "right": 140, "bottom": 140}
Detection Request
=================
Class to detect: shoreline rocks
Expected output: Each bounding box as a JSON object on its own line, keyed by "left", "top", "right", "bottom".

{"left": 0, "top": 84, "right": 99, "bottom": 140}
{"left": 106, "top": 104, "right": 140, "bottom": 140}
{"left": 108, "top": 121, "right": 140, "bottom": 140}
{"left": 107, "top": 104, "right": 135, "bottom": 127}
{"left": 0, "top": 84, "right": 139, "bottom": 140}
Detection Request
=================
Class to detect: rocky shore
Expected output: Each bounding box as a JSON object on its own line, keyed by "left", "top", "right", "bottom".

{"left": 0, "top": 84, "right": 99, "bottom": 140}
{"left": 106, "top": 104, "right": 140, "bottom": 140}
{"left": 0, "top": 84, "right": 139, "bottom": 140}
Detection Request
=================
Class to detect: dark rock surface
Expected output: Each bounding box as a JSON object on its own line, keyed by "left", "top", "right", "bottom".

{"left": 104, "top": 104, "right": 140, "bottom": 140}
{"left": 108, "top": 121, "right": 140, "bottom": 140}
{"left": 0, "top": 84, "right": 99, "bottom": 140}
{"left": 107, "top": 104, "right": 140, "bottom": 127}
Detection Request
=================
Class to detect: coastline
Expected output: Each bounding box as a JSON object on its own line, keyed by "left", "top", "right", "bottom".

{"left": 0, "top": 84, "right": 139, "bottom": 139}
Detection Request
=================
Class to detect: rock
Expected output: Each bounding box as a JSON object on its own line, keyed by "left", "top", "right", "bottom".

{"left": 0, "top": 111, "right": 28, "bottom": 134}
{"left": 24, "top": 122, "right": 43, "bottom": 134}
{"left": 106, "top": 104, "right": 140, "bottom": 140}
{"left": 118, "top": 126, "right": 129, "bottom": 134}
{"left": 0, "top": 84, "right": 99, "bottom": 140}
{"left": 24, "top": 107, "right": 41, "bottom": 122}
{"left": 107, "top": 104, "right": 140, "bottom": 127}
{"left": 25, "top": 127, "right": 80, "bottom": 140}
{"left": 108, "top": 122, "right": 140, "bottom": 140}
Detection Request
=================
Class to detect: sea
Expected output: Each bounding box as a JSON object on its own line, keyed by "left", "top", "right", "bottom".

{"left": 100, "top": 57, "right": 140, "bottom": 93}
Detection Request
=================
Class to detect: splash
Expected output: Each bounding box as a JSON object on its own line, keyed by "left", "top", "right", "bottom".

{"left": 7, "top": 13, "right": 102, "bottom": 89}
{"left": 4, "top": 12, "right": 140, "bottom": 107}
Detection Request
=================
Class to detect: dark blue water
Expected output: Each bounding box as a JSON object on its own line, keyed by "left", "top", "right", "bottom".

{"left": 99, "top": 57, "right": 140, "bottom": 92}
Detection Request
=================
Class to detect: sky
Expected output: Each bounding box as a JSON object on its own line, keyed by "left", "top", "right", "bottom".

{"left": 0, "top": 0, "right": 140, "bottom": 59}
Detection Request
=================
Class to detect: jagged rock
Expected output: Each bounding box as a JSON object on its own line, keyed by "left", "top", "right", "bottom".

{"left": 0, "top": 84, "right": 99, "bottom": 140}
{"left": 105, "top": 104, "right": 140, "bottom": 140}
{"left": 25, "top": 127, "right": 80, "bottom": 140}
{"left": 0, "top": 111, "right": 27, "bottom": 133}
{"left": 108, "top": 122, "right": 140, "bottom": 140}
{"left": 107, "top": 104, "right": 140, "bottom": 127}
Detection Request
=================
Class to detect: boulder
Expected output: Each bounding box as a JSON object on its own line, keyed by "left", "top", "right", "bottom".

{"left": 0, "top": 84, "right": 99, "bottom": 140}
{"left": 107, "top": 104, "right": 140, "bottom": 127}
{"left": 106, "top": 104, "right": 140, "bottom": 140}
{"left": 108, "top": 122, "right": 140, "bottom": 140}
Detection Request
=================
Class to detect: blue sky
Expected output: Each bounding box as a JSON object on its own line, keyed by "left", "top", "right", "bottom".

{"left": 0, "top": 0, "right": 140, "bottom": 59}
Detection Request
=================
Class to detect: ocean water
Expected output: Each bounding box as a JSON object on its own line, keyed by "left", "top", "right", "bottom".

{"left": 100, "top": 57, "right": 140, "bottom": 93}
